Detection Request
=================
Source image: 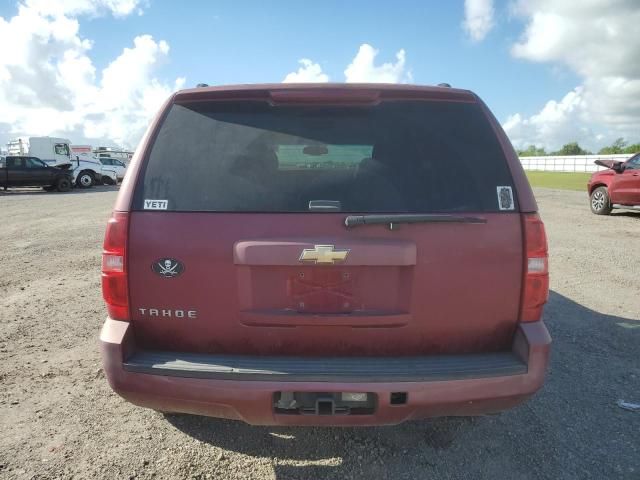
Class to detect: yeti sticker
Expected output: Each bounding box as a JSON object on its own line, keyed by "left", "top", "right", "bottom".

{"left": 144, "top": 199, "right": 168, "bottom": 210}
{"left": 152, "top": 258, "right": 184, "bottom": 278}
{"left": 497, "top": 186, "right": 514, "bottom": 211}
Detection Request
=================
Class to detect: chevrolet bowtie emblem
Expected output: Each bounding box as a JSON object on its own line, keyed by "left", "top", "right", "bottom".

{"left": 299, "top": 245, "right": 350, "bottom": 265}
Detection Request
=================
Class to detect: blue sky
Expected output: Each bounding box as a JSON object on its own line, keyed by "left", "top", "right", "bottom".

{"left": 0, "top": 1, "right": 637, "bottom": 150}
{"left": 72, "top": 1, "right": 577, "bottom": 121}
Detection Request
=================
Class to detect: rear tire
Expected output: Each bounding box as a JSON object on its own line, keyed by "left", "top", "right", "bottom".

{"left": 56, "top": 177, "right": 72, "bottom": 192}
{"left": 102, "top": 176, "right": 115, "bottom": 186}
{"left": 76, "top": 171, "right": 94, "bottom": 188}
{"left": 590, "top": 186, "right": 612, "bottom": 215}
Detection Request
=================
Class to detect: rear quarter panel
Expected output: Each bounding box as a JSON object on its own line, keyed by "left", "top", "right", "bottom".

{"left": 477, "top": 97, "right": 537, "bottom": 213}
{"left": 114, "top": 94, "right": 175, "bottom": 212}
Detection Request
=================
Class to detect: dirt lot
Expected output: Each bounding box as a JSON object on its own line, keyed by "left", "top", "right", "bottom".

{"left": 0, "top": 186, "right": 638, "bottom": 480}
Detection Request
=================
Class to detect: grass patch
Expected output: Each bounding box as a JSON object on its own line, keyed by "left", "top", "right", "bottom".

{"left": 525, "top": 171, "right": 591, "bottom": 191}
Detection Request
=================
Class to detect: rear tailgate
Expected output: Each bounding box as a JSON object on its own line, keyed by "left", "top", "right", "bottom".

{"left": 128, "top": 212, "right": 521, "bottom": 355}
{"left": 127, "top": 88, "right": 524, "bottom": 357}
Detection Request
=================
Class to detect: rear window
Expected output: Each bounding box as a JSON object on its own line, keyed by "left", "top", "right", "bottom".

{"left": 134, "top": 100, "right": 516, "bottom": 213}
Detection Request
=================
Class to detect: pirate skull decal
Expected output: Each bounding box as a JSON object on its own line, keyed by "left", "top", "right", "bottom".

{"left": 152, "top": 258, "right": 184, "bottom": 278}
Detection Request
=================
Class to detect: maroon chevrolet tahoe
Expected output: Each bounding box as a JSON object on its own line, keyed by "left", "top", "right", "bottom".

{"left": 100, "top": 83, "right": 550, "bottom": 426}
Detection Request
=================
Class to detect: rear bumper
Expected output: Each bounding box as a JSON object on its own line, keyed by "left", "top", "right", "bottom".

{"left": 100, "top": 319, "right": 551, "bottom": 426}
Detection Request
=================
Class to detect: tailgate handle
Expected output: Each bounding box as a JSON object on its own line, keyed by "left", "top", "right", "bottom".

{"left": 309, "top": 200, "right": 341, "bottom": 211}
{"left": 234, "top": 239, "right": 416, "bottom": 266}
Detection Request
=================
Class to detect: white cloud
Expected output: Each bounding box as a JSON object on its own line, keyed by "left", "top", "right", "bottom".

{"left": 282, "top": 44, "right": 412, "bottom": 86}
{"left": 344, "top": 44, "right": 409, "bottom": 83}
{"left": 505, "top": 0, "right": 640, "bottom": 150}
{"left": 463, "top": 0, "right": 495, "bottom": 42}
{"left": 282, "top": 59, "right": 329, "bottom": 83}
{"left": 0, "top": 0, "right": 182, "bottom": 149}
{"left": 82, "top": 35, "right": 185, "bottom": 143}
{"left": 503, "top": 87, "right": 596, "bottom": 150}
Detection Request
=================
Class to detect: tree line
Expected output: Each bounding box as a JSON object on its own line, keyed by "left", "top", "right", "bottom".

{"left": 518, "top": 138, "right": 640, "bottom": 157}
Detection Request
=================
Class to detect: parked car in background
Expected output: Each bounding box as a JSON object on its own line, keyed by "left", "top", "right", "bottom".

{"left": 69, "top": 155, "right": 117, "bottom": 187}
{"left": 100, "top": 83, "right": 550, "bottom": 426}
{"left": 99, "top": 157, "right": 127, "bottom": 183}
{"left": 94, "top": 146, "right": 134, "bottom": 166}
{"left": 1, "top": 156, "right": 73, "bottom": 192}
{"left": 588, "top": 153, "right": 640, "bottom": 214}
{"left": 8, "top": 136, "right": 112, "bottom": 188}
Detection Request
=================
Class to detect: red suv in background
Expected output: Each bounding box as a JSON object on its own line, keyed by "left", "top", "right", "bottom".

{"left": 100, "top": 83, "right": 550, "bottom": 426}
{"left": 588, "top": 154, "right": 640, "bottom": 215}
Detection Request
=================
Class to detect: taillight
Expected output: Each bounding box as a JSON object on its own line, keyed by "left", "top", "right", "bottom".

{"left": 520, "top": 213, "right": 549, "bottom": 322}
{"left": 102, "top": 211, "right": 129, "bottom": 320}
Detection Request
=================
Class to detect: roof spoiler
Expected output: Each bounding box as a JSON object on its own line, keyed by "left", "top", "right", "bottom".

{"left": 173, "top": 84, "right": 476, "bottom": 105}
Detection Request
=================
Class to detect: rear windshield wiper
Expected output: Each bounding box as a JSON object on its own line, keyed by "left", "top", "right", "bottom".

{"left": 344, "top": 214, "right": 487, "bottom": 229}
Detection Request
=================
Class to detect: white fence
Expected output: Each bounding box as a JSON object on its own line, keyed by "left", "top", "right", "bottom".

{"left": 519, "top": 154, "right": 632, "bottom": 173}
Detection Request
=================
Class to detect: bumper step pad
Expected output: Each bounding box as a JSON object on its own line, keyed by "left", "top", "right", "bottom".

{"left": 124, "top": 351, "right": 526, "bottom": 382}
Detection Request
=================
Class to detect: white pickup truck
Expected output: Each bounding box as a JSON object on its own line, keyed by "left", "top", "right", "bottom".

{"left": 11, "top": 137, "right": 116, "bottom": 188}
{"left": 97, "top": 157, "right": 127, "bottom": 184}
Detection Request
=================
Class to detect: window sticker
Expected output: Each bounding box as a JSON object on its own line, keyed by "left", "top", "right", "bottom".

{"left": 144, "top": 199, "right": 168, "bottom": 210}
{"left": 497, "top": 186, "right": 514, "bottom": 211}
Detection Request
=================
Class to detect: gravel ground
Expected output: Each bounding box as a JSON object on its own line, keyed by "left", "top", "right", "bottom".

{"left": 0, "top": 186, "right": 638, "bottom": 480}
